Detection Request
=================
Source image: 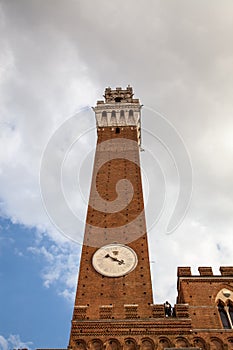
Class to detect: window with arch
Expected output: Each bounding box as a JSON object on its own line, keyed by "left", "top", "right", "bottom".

{"left": 228, "top": 301, "right": 233, "bottom": 323}
{"left": 119, "top": 110, "right": 126, "bottom": 125}
{"left": 101, "top": 111, "right": 107, "bottom": 126}
{"left": 218, "top": 300, "right": 231, "bottom": 329}
{"left": 129, "top": 110, "right": 134, "bottom": 117}
{"left": 215, "top": 288, "right": 233, "bottom": 329}
{"left": 110, "top": 110, "right": 117, "bottom": 125}
{"left": 128, "top": 110, "right": 134, "bottom": 124}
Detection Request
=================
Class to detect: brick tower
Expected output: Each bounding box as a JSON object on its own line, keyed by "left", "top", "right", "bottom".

{"left": 67, "top": 87, "right": 233, "bottom": 350}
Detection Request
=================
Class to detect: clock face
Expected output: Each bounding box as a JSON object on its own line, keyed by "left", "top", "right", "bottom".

{"left": 92, "top": 244, "right": 138, "bottom": 277}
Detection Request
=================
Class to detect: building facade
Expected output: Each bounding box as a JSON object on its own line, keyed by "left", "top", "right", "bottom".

{"left": 65, "top": 87, "right": 233, "bottom": 350}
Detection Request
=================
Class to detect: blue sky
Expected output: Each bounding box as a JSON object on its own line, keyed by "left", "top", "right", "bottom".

{"left": 0, "top": 1, "right": 233, "bottom": 349}
{"left": 0, "top": 217, "right": 74, "bottom": 349}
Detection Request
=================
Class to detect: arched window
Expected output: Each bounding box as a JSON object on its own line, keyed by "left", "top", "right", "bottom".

{"left": 101, "top": 111, "right": 107, "bottom": 126}
{"left": 110, "top": 110, "right": 117, "bottom": 126}
{"left": 228, "top": 301, "right": 233, "bottom": 324}
{"left": 119, "top": 110, "right": 126, "bottom": 125}
{"left": 215, "top": 289, "right": 233, "bottom": 329}
{"left": 128, "top": 110, "right": 134, "bottom": 125}
{"left": 218, "top": 301, "right": 231, "bottom": 329}
{"left": 129, "top": 110, "right": 134, "bottom": 117}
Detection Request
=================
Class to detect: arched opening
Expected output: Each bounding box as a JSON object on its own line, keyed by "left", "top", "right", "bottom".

{"left": 218, "top": 301, "right": 231, "bottom": 329}
{"left": 158, "top": 337, "right": 171, "bottom": 350}
{"left": 210, "top": 338, "right": 224, "bottom": 350}
{"left": 116, "top": 127, "right": 120, "bottom": 134}
{"left": 128, "top": 110, "right": 134, "bottom": 124}
{"left": 124, "top": 338, "right": 137, "bottom": 350}
{"left": 115, "top": 97, "right": 122, "bottom": 102}
{"left": 175, "top": 337, "right": 189, "bottom": 348}
{"left": 75, "top": 340, "right": 86, "bottom": 350}
{"left": 119, "top": 110, "right": 126, "bottom": 125}
{"left": 88, "top": 340, "right": 103, "bottom": 350}
{"left": 228, "top": 301, "right": 233, "bottom": 324}
{"left": 110, "top": 110, "right": 117, "bottom": 126}
{"left": 129, "top": 110, "right": 134, "bottom": 117}
{"left": 193, "top": 337, "right": 206, "bottom": 350}
{"left": 141, "top": 338, "right": 154, "bottom": 350}
{"left": 106, "top": 339, "right": 120, "bottom": 350}
{"left": 101, "top": 111, "right": 107, "bottom": 126}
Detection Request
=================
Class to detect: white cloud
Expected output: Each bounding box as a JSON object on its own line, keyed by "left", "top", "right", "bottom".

{"left": 0, "top": 334, "right": 33, "bottom": 350}
{"left": 0, "top": 336, "right": 8, "bottom": 350}
{"left": 28, "top": 239, "right": 80, "bottom": 302}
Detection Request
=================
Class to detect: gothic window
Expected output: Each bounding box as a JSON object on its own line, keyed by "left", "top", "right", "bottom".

{"left": 218, "top": 301, "right": 231, "bottom": 329}
{"left": 119, "top": 110, "right": 126, "bottom": 125}
{"left": 128, "top": 110, "right": 134, "bottom": 124}
{"left": 215, "top": 289, "right": 233, "bottom": 329}
{"left": 101, "top": 111, "right": 107, "bottom": 126}
{"left": 228, "top": 301, "right": 233, "bottom": 323}
{"left": 110, "top": 111, "right": 117, "bottom": 125}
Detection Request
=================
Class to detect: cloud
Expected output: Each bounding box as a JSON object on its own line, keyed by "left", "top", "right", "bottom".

{"left": 28, "top": 239, "right": 80, "bottom": 302}
{"left": 0, "top": 334, "right": 33, "bottom": 350}
{"left": 0, "top": 336, "right": 8, "bottom": 350}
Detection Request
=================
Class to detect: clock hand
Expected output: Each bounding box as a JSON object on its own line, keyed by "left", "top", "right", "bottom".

{"left": 104, "top": 254, "right": 118, "bottom": 261}
{"left": 104, "top": 254, "right": 125, "bottom": 265}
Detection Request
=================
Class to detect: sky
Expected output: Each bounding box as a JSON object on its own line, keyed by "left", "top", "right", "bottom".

{"left": 0, "top": 0, "right": 233, "bottom": 349}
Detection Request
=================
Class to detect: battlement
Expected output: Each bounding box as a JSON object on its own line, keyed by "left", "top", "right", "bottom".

{"left": 73, "top": 303, "right": 190, "bottom": 320}
{"left": 177, "top": 266, "right": 233, "bottom": 277}
{"left": 96, "top": 86, "right": 140, "bottom": 105}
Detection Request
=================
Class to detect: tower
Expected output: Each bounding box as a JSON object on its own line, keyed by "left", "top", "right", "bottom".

{"left": 66, "top": 87, "right": 233, "bottom": 350}
{"left": 69, "top": 86, "right": 153, "bottom": 334}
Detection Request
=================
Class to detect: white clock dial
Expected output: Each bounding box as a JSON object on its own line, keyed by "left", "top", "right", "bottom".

{"left": 92, "top": 244, "right": 138, "bottom": 277}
